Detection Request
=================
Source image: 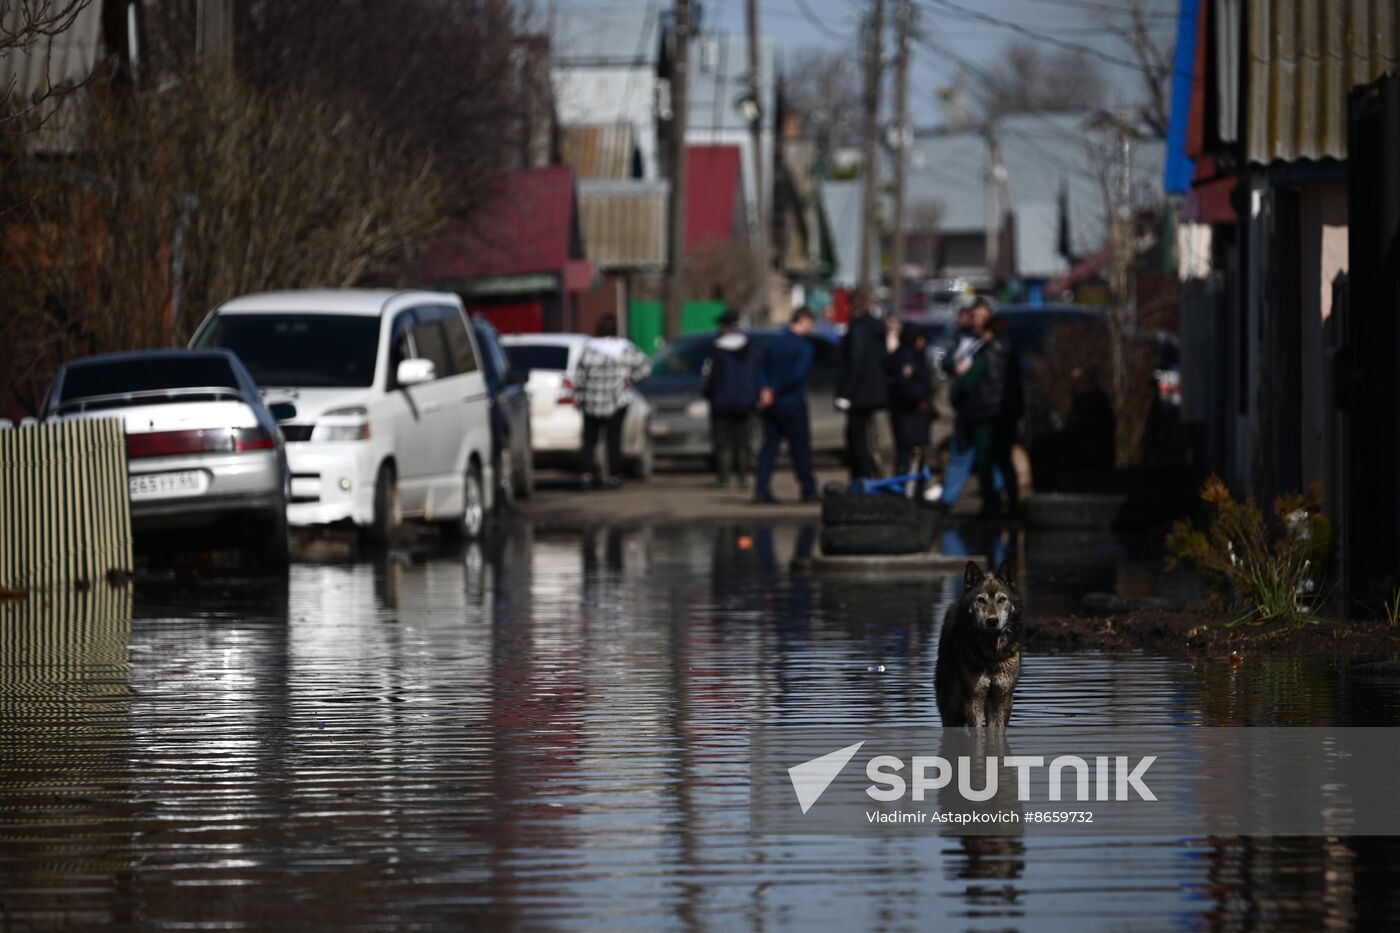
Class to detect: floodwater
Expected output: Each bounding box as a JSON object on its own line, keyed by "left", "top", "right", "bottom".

{"left": 3, "top": 522, "right": 1399, "bottom": 929}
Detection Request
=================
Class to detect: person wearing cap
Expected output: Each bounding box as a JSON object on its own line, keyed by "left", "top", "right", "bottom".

{"left": 701, "top": 310, "right": 759, "bottom": 488}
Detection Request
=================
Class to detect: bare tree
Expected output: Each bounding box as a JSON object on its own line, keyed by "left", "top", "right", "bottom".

{"left": 0, "top": 71, "right": 444, "bottom": 417}
{"left": 782, "top": 45, "right": 862, "bottom": 162}
{"left": 0, "top": 0, "right": 95, "bottom": 130}
{"left": 1100, "top": 0, "right": 1175, "bottom": 138}
{"left": 143, "top": 0, "right": 533, "bottom": 216}
{"left": 973, "top": 40, "right": 1108, "bottom": 122}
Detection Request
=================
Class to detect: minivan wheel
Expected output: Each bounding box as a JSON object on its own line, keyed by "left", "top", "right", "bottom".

{"left": 247, "top": 511, "right": 290, "bottom": 576}
{"left": 461, "top": 463, "right": 486, "bottom": 539}
{"left": 496, "top": 447, "right": 515, "bottom": 511}
{"left": 371, "top": 461, "right": 401, "bottom": 544}
{"left": 518, "top": 445, "right": 535, "bottom": 499}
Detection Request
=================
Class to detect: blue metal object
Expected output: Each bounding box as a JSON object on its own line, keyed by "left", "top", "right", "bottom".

{"left": 846, "top": 466, "right": 933, "bottom": 496}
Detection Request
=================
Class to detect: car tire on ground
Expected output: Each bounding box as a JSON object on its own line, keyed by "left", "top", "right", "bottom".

{"left": 370, "top": 460, "right": 400, "bottom": 545}
{"left": 821, "top": 493, "right": 920, "bottom": 526}
{"left": 246, "top": 511, "right": 290, "bottom": 575}
{"left": 516, "top": 441, "right": 535, "bottom": 499}
{"left": 820, "top": 523, "right": 931, "bottom": 556}
{"left": 495, "top": 447, "right": 516, "bottom": 512}
{"left": 628, "top": 434, "right": 655, "bottom": 479}
{"left": 460, "top": 462, "right": 486, "bottom": 540}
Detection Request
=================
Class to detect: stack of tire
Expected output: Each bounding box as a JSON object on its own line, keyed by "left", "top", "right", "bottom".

{"left": 819, "top": 489, "right": 933, "bottom": 556}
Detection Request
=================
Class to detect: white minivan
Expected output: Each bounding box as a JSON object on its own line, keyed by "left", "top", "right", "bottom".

{"left": 191, "top": 290, "right": 494, "bottom": 541}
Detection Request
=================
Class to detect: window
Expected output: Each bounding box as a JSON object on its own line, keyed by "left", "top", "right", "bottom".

{"left": 411, "top": 320, "right": 453, "bottom": 380}
{"left": 60, "top": 356, "right": 240, "bottom": 402}
{"left": 439, "top": 308, "right": 479, "bottom": 374}
{"left": 193, "top": 313, "right": 380, "bottom": 388}
{"left": 388, "top": 312, "right": 415, "bottom": 388}
{"left": 650, "top": 336, "right": 714, "bottom": 376}
{"left": 504, "top": 344, "right": 570, "bottom": 373}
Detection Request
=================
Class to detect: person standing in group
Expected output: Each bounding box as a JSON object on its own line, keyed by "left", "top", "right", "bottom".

{"left": 574, "top": 315, "right": 651, "bottom": 490}
{"left": 955, "top": 303, "right": 1022, "bottom": 518}
{"left": 753, "top": 307, "right": 820, "bottom": 504}
{"left": 835, "top": 288, "right": 889, "bottom": 480}
{"left": 938, "top": 299, "right": 1002, "bottom": 512}
{"left": 701, "top": 310, "right": 759, "bottom": 489}
{"left": 886, "top": 323, "right": 934, "bottom": 493}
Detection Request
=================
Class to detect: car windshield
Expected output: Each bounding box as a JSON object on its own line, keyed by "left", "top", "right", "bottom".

{"left": 60, "top": 356, "right": 239, "bottom": 403}
{"left": 1002, "top": 311, "right": 1102, "bottom": 357}
{"left": 193, "top": 314, "right": 380, "bottom": 387}
{"left": 504, "top": 344, "right": 571, "bottom": 373}
{"left": 651, "top": 336, "right": 714, "bottom": 377}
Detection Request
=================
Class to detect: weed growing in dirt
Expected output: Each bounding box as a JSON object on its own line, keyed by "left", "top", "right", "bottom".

{"left": 1165, "top": 476, "right": 1334, "bottom": 628}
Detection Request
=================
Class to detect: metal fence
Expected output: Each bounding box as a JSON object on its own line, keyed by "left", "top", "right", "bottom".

{"left": 0, "top": 418, "right": 132, "bottom": 590}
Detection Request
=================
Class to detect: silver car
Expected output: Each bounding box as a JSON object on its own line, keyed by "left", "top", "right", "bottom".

{"left": 41, "top": 349, "right": 291, "bottom": 570}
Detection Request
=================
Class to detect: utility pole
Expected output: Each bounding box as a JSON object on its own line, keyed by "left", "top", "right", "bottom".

{"left": 745, "top": 0, "right": 768, "bottom": 321}
{"left": 857, "top": 0, "right": 885, "bottom": 295}
{"left": 664, "top": 0, "right": 692, "bottom": 342}
{"left": 889, "top": 0, "right": 913, "bottom": 318}
{"left": 982, "top": 130, "right": 1004, "bottom": 278}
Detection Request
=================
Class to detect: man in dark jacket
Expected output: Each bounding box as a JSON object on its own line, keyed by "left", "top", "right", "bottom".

{"left": 754, "top": 307, "right": 819, "bottom": 504}
{"left": 701, "top": 310, "right": 759, "bottom": 488}
{"left": 836, "top": 288, "right": 889, "bottom": 479}
{"left": 955, "top": 305, "right": 1022, "bottom": 517}
{"left": 886, "top": 324, "right": 934, "bottom": 491}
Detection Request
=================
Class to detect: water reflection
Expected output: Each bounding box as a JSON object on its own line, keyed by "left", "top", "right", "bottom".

{"left": 0, "top": 524, "right": 1398, "bottom": 928}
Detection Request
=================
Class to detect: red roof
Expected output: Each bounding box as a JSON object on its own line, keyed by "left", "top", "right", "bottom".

{"left": 684, "top": 145, "right": 744, "bottom": 251}
{"left": 417, "top": 166, "right": 582, "bottom": 282}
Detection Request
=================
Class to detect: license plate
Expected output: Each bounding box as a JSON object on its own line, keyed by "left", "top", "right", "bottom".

{"left": 129, "top": 470, "right": 209, "bottom": 501}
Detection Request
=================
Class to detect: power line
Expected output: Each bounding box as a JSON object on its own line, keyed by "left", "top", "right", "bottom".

{"left": 788, "top": 0, "right": 848, "bottom": 41}
{"left": 917, "top": 0, "right": 1189, "bottom": 81}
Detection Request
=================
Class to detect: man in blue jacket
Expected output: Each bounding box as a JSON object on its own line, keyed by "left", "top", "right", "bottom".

{"left": 753, "top": 307, "right": 820, "bottom": 504}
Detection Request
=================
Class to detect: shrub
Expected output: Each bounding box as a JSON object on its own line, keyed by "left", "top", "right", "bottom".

{"left": 1165, "top": 476, "right": 1335, "bottom": 626}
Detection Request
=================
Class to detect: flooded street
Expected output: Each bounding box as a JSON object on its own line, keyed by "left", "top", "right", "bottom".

{"left": 4, "top": 522, "right": 1400, "bottom": 929}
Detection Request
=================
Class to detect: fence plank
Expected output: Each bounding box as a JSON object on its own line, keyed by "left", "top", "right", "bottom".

{"left": 0, "top": 419, "right": 132, "bottom": 590}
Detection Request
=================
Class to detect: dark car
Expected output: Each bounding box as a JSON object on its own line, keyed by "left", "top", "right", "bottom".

{"left": 40, "top": 349, "right": 292, "bottom": 570}
{"left": 995, "top": 305, "right": 1183, "bottom": 486}
{"left": 636, "top": 329, "right": 847, "bottom": 459}
{"left": 471, "top": 316, "right": 533, "bottom": 506}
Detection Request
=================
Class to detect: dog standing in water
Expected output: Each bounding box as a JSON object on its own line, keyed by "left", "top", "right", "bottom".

{"left": 935, "top": 561, "right": 1023, "bottom": 727}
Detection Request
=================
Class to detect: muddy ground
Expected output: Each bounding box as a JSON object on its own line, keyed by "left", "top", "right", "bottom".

{"left": 1028, "top": 605, "right": 1400, "bottom": 662}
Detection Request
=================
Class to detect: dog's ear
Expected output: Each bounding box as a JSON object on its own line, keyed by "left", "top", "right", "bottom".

{"left": 964, "top": 561, "right": 985, "bottom": 588}
{"left": 995, "top": 560, "right": 1015, "bottom": 587}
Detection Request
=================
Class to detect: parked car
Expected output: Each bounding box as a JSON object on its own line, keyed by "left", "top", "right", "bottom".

{"left": 190, "top": 290, "right": 494, "bottom": 541}
{"left": 471, "top": 316, "right": 534, "bottom": 506}
{"left": 500, "top": 333, "right": 655, "bottom": 477}
{"left": 635, "top": 329, "right": 852, "bottom": 459}
{"left": 39, "top": 349, "right": 291, "bottom": 570}
{"left": 996, "top": 304, "right": 1184, "bottom": 486}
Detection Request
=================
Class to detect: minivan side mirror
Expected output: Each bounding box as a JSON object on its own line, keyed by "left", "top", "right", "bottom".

{"left": 397, "top": 358, "right": 436, "bottom": 386}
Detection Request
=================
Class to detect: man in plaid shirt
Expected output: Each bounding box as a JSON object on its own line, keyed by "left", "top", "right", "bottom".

{"left": 574, "top": 315, "right": 651, "bottom": 489}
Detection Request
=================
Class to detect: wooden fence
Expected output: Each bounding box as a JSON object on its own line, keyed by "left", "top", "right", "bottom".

{"left": 0, "top": 418, "right": 132, "bottom": 591}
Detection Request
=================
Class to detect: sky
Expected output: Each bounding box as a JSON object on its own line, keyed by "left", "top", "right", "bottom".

{"left": 554, "top": 0, "right": 1180, "bottom": 127}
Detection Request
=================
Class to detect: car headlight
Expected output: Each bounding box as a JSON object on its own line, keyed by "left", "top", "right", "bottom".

{"left": 686, "top": 399, "right": 709, "bottom": 419}
{"left": 312, "top": 406, "right": 370, "bottom": 441}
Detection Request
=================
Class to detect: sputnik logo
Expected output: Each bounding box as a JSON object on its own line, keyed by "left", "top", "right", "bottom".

{"left": 787, "top": 741, "right": 866, "bottom": 814}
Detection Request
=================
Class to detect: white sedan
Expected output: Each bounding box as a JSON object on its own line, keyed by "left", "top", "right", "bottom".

{"left": 500, "top": 333, "right": 654, "bottom": 478}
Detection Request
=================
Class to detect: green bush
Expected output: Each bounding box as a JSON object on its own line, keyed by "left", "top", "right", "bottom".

{"left": 1165, "top": 476, "right": 1334, "bottom": 627}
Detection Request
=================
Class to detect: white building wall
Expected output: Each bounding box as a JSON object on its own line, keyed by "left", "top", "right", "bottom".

{"left": 552, "top": 66, "right": 659, "bottom": 179}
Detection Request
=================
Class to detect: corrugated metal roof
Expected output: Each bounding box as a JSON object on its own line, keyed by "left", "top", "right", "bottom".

{"left": 0, "top": 1, "right": 103, "bottom": 152}
{"left": 563, "top": 123, "right": 636, "bottom": 179}
{"left": 577, "top": 180, "right": 668, "bottom": 271}
{"left": 1246, "top": 0, "right": 1399, "bottom": 163}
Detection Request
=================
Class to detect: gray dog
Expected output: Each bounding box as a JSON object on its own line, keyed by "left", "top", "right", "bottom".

{"left": 935, "top": 561, "right": 1023, "bottom": 727}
